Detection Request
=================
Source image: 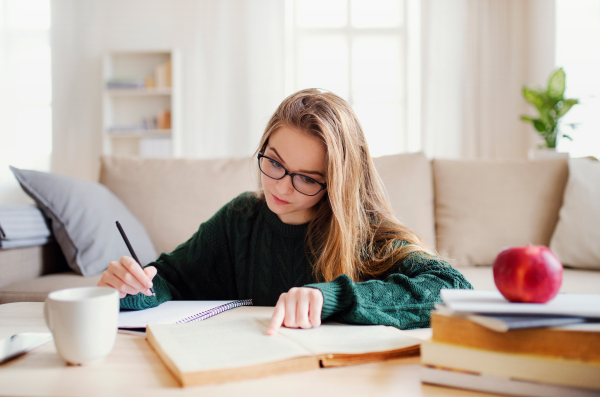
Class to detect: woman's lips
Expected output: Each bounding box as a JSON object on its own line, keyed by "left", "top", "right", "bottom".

{"left": 272, "top": 193, "right": 290, "bottom": 205}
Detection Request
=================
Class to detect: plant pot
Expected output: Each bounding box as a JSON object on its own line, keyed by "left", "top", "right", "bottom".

{"left": 527, "top": 148, "right": 569, "bottom": 161}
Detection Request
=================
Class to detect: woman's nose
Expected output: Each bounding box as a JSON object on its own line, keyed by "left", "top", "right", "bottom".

{"left": 276, "top": 175, "right": 294, "bottom": 195}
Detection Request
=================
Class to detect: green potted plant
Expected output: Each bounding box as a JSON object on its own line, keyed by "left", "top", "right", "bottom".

{"left": 521, "top": 68, "right": 578, "bottom": 158}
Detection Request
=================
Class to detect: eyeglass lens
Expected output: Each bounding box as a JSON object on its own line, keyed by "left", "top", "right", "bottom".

{"left": 259, "top": 157, "right": 322, "bottom": 196}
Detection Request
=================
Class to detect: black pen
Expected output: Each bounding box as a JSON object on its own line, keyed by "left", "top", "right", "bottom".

{"left": 115, "top": 221, "right": 155, "bottom": 296}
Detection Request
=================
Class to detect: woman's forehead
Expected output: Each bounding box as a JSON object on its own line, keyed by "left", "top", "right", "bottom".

{"left": 267, "top": 126, "right": 326, "bottom": 173}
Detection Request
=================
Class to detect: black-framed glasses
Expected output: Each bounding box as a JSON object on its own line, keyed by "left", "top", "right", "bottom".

{"left": 257, "top": 153, "right": 327, "bottom": 196}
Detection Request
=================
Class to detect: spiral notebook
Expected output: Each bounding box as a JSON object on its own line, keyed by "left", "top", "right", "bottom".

{"left": 118, "top": 300, "right": 253, "bottom": 331}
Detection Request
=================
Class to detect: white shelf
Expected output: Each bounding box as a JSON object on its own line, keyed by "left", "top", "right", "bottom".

{"left": 105, "top": 88, "right": 172, "bottom": 96}
{"left": 102, "top": 50, "right": 181, "bottom": 158}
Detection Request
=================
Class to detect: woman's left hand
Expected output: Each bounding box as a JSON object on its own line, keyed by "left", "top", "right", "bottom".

{"left": 267, "top": 287, "right": 323, "bottom": 335}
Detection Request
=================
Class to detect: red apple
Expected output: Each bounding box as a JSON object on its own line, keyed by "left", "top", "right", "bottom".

{"left": 493, "top": 246, "right": 563, "bottom": 303}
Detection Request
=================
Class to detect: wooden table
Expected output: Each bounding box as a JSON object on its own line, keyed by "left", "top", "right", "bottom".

{"left": 0, "top": 302, "right": 501, "bottom": 397}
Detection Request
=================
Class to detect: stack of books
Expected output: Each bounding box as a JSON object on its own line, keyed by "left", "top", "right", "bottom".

{"left": 421, "top": 289, "right": 600, "bottom": 397}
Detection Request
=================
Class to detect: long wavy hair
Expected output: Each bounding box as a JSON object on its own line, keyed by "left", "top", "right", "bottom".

{"left": 255, "top": 89, "right": 435, "bottom": 282}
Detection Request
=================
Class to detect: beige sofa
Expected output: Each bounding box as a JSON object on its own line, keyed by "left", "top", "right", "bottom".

{"left": 1, "top": 153, "right": 598, "bottom": 303}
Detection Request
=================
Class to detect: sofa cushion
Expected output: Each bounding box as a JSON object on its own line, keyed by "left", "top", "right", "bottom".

{"left": 10, "top": 167, "right": 157, "bottom": 276}
{"left": 456, "top": 266, "right": 600, "bottom": 295}
{"left": 373, "top": 152, "right": 436, "bottom": 249}
{"left": 433, "top": 158, "right": 568, "bottom": 266}
{"left": 99, "top": 156, "right": 257, "bottom": 255}
{"left": 0, "top": 272, "right": 102, "bottom": 304}
{"left": 550, "top": 158, "right": 600, "bottom": 270}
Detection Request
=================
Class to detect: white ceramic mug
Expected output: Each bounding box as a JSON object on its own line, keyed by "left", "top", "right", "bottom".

{"left": 44, "top": 286, "right": 119, "bottom": 365}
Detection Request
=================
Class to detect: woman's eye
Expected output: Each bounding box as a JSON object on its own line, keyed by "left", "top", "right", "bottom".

{"left": 269, "top": 159, "right": 282, "bottom": 169}
{"left": 300, "top": 176, "right": 317, "bottom": 185}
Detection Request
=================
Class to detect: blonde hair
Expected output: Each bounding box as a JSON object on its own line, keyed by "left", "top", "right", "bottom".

{"left": 256, "top": 89, "right": 435, "bottom": 282}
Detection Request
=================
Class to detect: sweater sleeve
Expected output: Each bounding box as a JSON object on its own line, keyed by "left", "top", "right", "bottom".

{"left": 119, "top": 194, "right": 251, "bottom": 311}
{"left": 304, "top": 252, "right": 473, "bottom": 329}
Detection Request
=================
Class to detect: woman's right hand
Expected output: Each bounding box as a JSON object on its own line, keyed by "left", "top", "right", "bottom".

{"left": 97, "top": 256, "right": 157, "bottom": 299}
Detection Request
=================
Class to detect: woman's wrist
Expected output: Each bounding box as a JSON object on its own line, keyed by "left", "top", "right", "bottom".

{"left": 304, "top": 275, "right": 355, "bottom": 320}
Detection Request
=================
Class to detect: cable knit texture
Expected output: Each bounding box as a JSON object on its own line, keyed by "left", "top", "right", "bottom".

{"left": 120, "top": 192, "right": 473, "bottom": 329}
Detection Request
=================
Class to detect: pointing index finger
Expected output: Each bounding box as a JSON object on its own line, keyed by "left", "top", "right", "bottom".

{"left": 267, "top": 298, "right": 286, "bottom": 335}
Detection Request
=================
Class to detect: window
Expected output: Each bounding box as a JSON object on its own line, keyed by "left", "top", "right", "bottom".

{"left": 555, "top": 0, "right": 600, "bottom": 159}
{"left": 0, "top": 0, "right": 52, "bottom": 203}
{"left": 287, "top": 0, "right": 414, "bottom": 157}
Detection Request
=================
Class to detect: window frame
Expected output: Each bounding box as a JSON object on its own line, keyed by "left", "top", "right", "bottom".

{"left": 285, "top": 0, "right": 415, "bottom": 156}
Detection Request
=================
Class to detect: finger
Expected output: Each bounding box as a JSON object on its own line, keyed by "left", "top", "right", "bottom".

{"left": 309, "top": 290, "right": 323, "bottom": 328}
{"left": 98, "top": 273, "right": 127, "bottom": 298}
{"left": 284, "top": 290, "right": 298, "bottom": 328}
{"left": 267, "top": 296, "right": 286, "bottom": 335}
{"left": 144, "top": 266, "right": 157, "bottom": 280}
{"left": 106, "top": 274, "right": 140, "bottom": 295}
{"left": 101, "top": 276, "right": 130, "bottom": 299}
{"left": 120, "top": 256, "right": 154, "bottom": 289}
{"left": 143, "top": 266, "right": 158, "bottom": 296}
{"left": 296, "top": 291, "right": 312, "bottom": 329}
{"left": 113, "top": 259, "right": 150, "bottom": 293}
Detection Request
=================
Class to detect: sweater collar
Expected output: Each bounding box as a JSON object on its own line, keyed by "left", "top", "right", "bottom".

{"left": 262, "top": 202, "right": 309, "bottom": 239}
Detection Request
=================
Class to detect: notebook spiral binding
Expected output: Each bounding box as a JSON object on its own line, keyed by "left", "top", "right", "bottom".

{"left": 175, "top": 299, "right": 253, "bottom": 324}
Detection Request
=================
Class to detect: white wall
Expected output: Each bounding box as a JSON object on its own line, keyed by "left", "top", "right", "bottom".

{"left": 51, "top": 0, "right": 285, "bottom": 181}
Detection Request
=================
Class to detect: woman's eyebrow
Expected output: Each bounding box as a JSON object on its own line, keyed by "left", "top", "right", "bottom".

{"left": 268, "top": 147, "right": 324, "bottom": 178}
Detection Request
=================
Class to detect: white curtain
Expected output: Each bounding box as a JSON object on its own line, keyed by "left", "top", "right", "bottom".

{"left": 190, "top": 0, "right": 285, "bottom": 159}
{"left": 51, "top": 0, "right": 285, "bottom": 182}
{"left": 420, "top": 0, "right": 555, "bottom": 160}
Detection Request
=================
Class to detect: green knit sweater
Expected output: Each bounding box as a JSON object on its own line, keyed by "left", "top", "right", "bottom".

{"left": 121, "top": 192, "right": 472, "bottom": 329}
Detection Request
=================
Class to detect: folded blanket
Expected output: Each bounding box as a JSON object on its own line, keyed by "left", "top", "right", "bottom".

{"left": 0, "top": 205, "right": 53, "bottom": 249}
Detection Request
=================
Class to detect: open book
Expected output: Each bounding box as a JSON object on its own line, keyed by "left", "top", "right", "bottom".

{"left": 146, "top": 317, "right": 422, "bottom": 387}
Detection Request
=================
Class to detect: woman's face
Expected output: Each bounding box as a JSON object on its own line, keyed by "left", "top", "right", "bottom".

{"left": 261, "top": 126, "right": 327, "bottom": 225}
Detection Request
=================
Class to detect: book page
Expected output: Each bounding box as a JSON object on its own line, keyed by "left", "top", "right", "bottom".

{"left": 147, "top": 317, "right": 312, "bottom": 374}
{"left": 118, "top": 300, "right": 234, "bottom": 328}
{"left": 257, "top": 319, "right": 422, "bottom": 356}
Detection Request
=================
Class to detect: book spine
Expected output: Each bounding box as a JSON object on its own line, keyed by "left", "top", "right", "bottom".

{"left": 175, "top": 299, "right": 253, "bottom": 324}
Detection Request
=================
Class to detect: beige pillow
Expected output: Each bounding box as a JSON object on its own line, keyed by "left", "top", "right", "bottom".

{"left": 550, "top": 158, "right": 600, "bottom": 269}
{"left": 433, "top": 158, "right": 568, "bottom": 266}
{"left": 373, "top": 152, "right": 436, "bottom": 249}
{"left": 100, "top": 156, "right": 257, "bottom": 255}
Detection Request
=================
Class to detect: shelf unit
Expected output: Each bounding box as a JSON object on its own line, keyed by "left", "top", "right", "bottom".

{"left": 102, "top": 50, "right": 181, "bottom": 158}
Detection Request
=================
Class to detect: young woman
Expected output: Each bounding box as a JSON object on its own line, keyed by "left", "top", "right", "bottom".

{"left": 98, "top": 89, "right": 472, "bottom": 334}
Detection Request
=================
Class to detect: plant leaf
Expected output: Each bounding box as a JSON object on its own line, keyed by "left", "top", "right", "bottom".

{"left": 562, "top": 134, "right": 573, "bottom": 141}
{"left": 557, "top": 98, "right": 579, "bottom": 118}
{"left": 523, "top": 87, "right": 545, "bottom": 110}
{"left": 538, "top": 108, "right": 552, "bottom": 125}
{"left": 548, "top": 68, "right": 566, "bottom": 100}
{"left": 533, "top": 119, "right": 547, "bottom": 132}
{"left": 520, "top": 115, "right": 534, "bottom": 122}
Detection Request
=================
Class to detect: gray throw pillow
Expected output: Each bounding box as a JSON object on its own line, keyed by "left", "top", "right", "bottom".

{"left": 10, "top": 166, "right": 157, "bottom": 277}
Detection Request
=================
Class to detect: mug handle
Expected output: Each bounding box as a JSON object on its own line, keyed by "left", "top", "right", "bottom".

{"left": 44, "top": 299, "right": 52, "bottom": 331}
